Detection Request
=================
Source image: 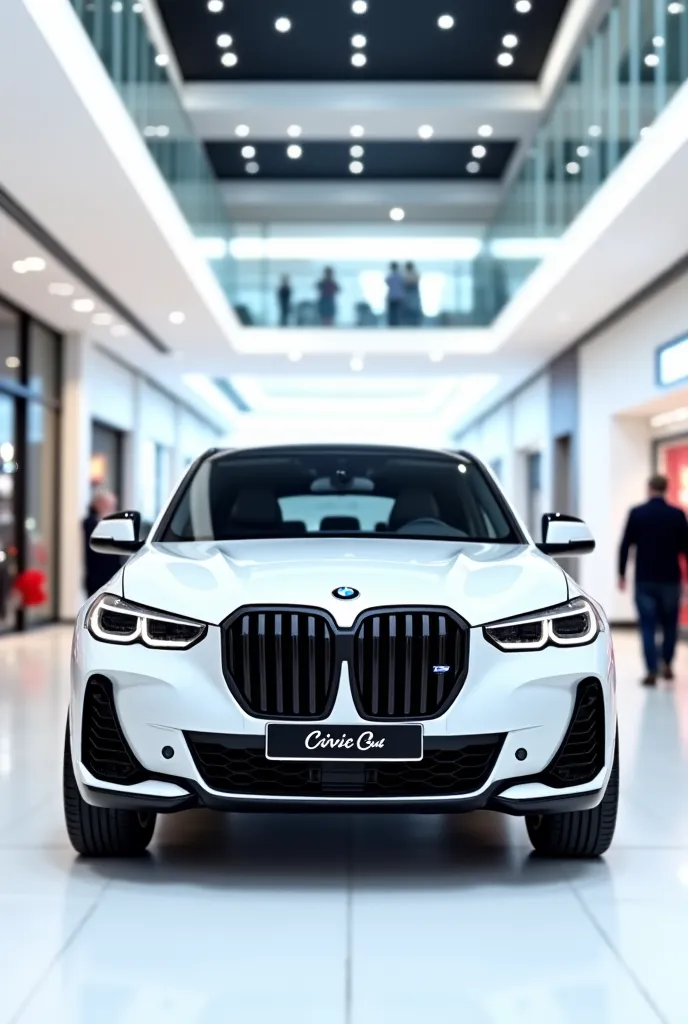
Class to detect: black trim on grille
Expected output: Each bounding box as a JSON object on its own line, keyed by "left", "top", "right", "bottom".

{"left": 81, "top": 676, "right": 146, "bottom": 785}
{"left": 543, "top": 678, "right": 605, "bottom": 788}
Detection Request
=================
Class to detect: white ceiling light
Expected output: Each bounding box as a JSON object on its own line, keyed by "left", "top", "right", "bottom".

{"left": 216, "top": 33, "right": 233, "bottom": 47}
{"left": 471, "top": 144, "right": 487, "bottom": 158}
{"left": 24, "top": 257, "right": 46, "bottom": 272}
{"left": 389, "top": 207, "right": 405, "bottom": 222}
{"left": 235, "top": 124, "right": 250, "bottom": 137}
{"left": 287, "top": 124, "right": 302, "bottom": 137}
{"left": 111, "top": 324, "right": 129, "bottom": 337}
{"left": 668, "top": 2, "right": 685, "bottom": 13}
{"left": 502, "top": 33, "right": 519, "bottom": 47}
{"left": 92, "top": 312, "right": 113, "bottom": 326}
{"left": 72, "top": 298, "right": 95, "bottom": 313}
{"left": 645, "top": 53, "right": 660, "bottom": 66}
{"left": 350, "top": 144, "right": 364, "bottom": 158}
{"left": 497, "top": 52, "right": 514, "bottom": 66}
{"left": 515, "top": 0, "right": 532, "bottom": 10}
{"left": 132, "top": 1, "right": 143, "bottom": 10}
{"left": 156, "top": 125, "right": 170, "bottom": 137}
{"left": 350, "top": 356, "right": 365, "bottom": 372}
{"left": 12, "top": 260, "right": 27, "bottom": 274}
{"left": 418, "top": 124, "right": 434, "bottom": 140}
{"left": 352, "top": 0, "right": 368, "bottom": 11}
{"left": 5, "top": 357, "right": 20, "bottom": 370}
{"left": 566, "top": 161, "right": 581, "bottom": 174}
{"left": 576, "top": 144, "right": 590, "bottom": 157}
{"left": 438, "top": 14, "right": 455, "bottom": 29}
{"left": 653, "top": 35, "right": 666, "bottom": 46}
{"left": 466, "top": 161, "right": 481, "bottom": 174}
{"left": 588, "top": 124, "right": 602, "bottom": 137}
{"left": 155, "top": 54, "right": 170, "bottom": 67}
{"left": 246, "top": 161, "right": 260, "bottom": 174}
{"left": 207, "top": 0, "right": 224, "bottom": 10}
{"left": 48, "top": 282, "right": 74, "bottom": 296}
{"left": 288, "top": 351, "right": 303, "bottom": 362}
{"left": 287, "top": 144, "right": 303, "bottom": 159}
{"left": 477, "top": 124, "right": 493, "bottom": 138}
{"left": 429, "top": 351, "right": 445, "bottom": 363}
{"left": 350, "top": 125, "right": 365, "bottom": 137}
{"left": 352, "top": 34, "right": 367, "bottom": 47}
{"left": 111, "top": 1, "right": 123, "bottom": 11}
{"left": 275, "top": 17, "right": 292, "bottom": 32}
{"left": 351, "top": 52, "right": 367, "bottom": 66}
{"left": 221, "top": 52, "right": 238, "bottom": 67}
{"left": 241, "top": 145, "right": 256, "bottom": 158}
{"left": 169, "top": 311, "right": 186, "bottom": 325}
{"left": 349, "top": 160, "right": 364, "bottom": 174}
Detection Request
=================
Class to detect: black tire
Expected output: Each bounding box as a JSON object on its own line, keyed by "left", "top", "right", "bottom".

{"left": 526, "top": 735, "right": 619, "bottom": 858}
{"left": 63, "top": 720, "right": 156, "bottom": 857}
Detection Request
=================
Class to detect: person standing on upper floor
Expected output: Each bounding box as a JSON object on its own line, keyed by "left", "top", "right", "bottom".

{"left": 403, "top": 261, "right": 422, "bottom": 325}
{"left": 83, "top": 489, "right": 119, "bottom": 598}
{"left": 316, "top": 267, "right": 340, "bottom": 326}
{"left": 618, "top": 473, "right": 688, "bottom": 686}
{"left": 385, "top": 262, "right": 405, "bottom": 327}
{"left": 277, "top": 275, "right": 292, "bottom": 327}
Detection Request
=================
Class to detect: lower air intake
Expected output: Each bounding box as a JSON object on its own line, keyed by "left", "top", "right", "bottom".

{"left": 81, "top": 676, "right": 146, "bottom": 785}
{"left": 544, "top": 678, "right": 605, "bottom": 787}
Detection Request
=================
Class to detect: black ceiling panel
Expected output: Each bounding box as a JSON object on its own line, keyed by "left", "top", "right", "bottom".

{"left": 207, "top": 141, "right": 516, "bottom": 180}
{"left": 158, "top": 0, "right": 570, "bottom": 82}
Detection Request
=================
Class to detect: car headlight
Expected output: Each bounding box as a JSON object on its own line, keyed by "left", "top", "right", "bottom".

{"left": 483, "top": 598, "right": 602, "bottom": 652}
{"left": 88, "top": 594, "right": 207, "bottom": 649}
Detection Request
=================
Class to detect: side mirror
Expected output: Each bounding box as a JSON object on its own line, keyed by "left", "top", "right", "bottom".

{"left": 89, "top": 511, "right": 144, "bottom": 555}
{"left": 537, "top": 513, "right": 595, "bottom": 556}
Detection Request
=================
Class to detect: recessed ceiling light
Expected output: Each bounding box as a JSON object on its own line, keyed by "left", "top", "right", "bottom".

{"left": 155, "top": 54, "right": 170, "bottom": 67}
{"left": 349, "top": 160, "right": 364, "bottom": 174}
{"left": 588, "top": 124, "right": 602, "bottom": 137}
{"left": 216, "top": 33, "right": 233, "bottom": 47}
{"left": 169, "top": 311, "right": 186, "bottom": 324}
{"left": 352, "top": 0, "right": 368, "bottom": 11}
{"left": 287, "top": 144, "right": 303, "bottom": 159}
{"left": 472, "top": 144, "right": 487, "bottom": 158}
{"left": 351, "top": 52, "right": 367, "bottom": 66}
{"left": 48, "top": 282, "right": 74, "bottom": 296}
{"left": 287, "top": 124, "right": 302, "bottom": 137}
{"left": 241, "top": 145, "right": 256, "bottom": 159}
{"left": 92, "top": 312, "right": 113, "bottom": 326}
{"left": 515, "top": 0, "right": 532, "bottom": 10}
{"left": 653, "top": 35, "right": 666, "bottom": 46}
{"left": 497, "top": 52, "right": 514, "bottom": 66}
{"left": 350, "top": 144, "right": 364, "bottom": 158}
{"left": 5, "top": 357, "right": 20, "bottom": 370}
{"left": 235, "top": 124, "right": 250, "bottom": 137}
{"left": 429, "top": 351, "right": 445, "bottom": 363}
{"left": 12, "top": 260, "right": 27, "bottom": 274}
{"left": 350, "top": 356, "right": 365, "bottom": 372}
{"left": 478, "top": 124, "right": 493, "bottom": 137}
{"left": 111, "top": 1, "right": 123, "bottom": 11}
{"left": 275, "top": 17, "right": 292, "bottom": 32}
{"left": 389, "top": 207, "right": 405, "bottom": 221}
{"left": 668, "top": 2, "right": 685, "bottom": 12}
{"left": 72, "top": 298, "right": 95, "bottom": 313}
{"left": 645, "top": 53, "right": 660, "bottom": 66}
{"left": 350, "top": 125, "right": 365, "bottom": 137}
{"left": 466, "top": 161, "right": 481, "bottom": 174}
{"left": 438, "top": 14, "right": 455, "bottom": 29}
{"left": 566, "top": 161, "right": 581, "bottom": 174}
{"left": 221, "top": 52, "right": 238, "bottom": 67}
{"left": 246, "top": 161, "right": 260, "bottom": 174}
{"left": 418, "top": 124, "right": 434, "bottom": 139}
{"left": 502, "top": 33, "right": 519, "bottom": 47}
{"left": 111, "top": 324, "right": 129, "bottom": 337}
{"left": 156, "top": 125, "right": 170, "bottom": 137}
{"left": 288, "top": 351, "right": 303, "bottom": 362}
{"left": 576, "top": 144, "right": 590, "bottom": 157}
{"left": 352, "top": 34, "right": 367, "bottom": 47}
{"left": 132, "top": 3, "right": 143, "bottom": 12}
{"left": 207, "top": 0, "right": 224, "bottom": 10}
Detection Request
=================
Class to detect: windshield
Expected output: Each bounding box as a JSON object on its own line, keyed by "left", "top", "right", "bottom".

{"left": 158, "top": 446, "right": 522, "bottom": 544}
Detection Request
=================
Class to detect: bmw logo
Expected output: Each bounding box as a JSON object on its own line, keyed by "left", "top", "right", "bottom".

{"left": 333, "top": 586, "right": 360, "bottom": 600}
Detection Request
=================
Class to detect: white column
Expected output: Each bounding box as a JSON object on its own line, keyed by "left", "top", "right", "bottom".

{"left": 59, "top": 333, "right": 92, "bottom": 620}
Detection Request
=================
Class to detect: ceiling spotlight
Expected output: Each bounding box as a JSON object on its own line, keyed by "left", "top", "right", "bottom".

{"left": 429, "top": 351, "right": 445, "bottom": 363}
{"left": 111, "top": 324, "right": 129, "bottom": 337}
{"left": 497, "top": 52, "right": 514, "bottom": 66}
{"left": 5, "top": 357, "right": 20, "bottom": 370}
{"left": 287, "top": 144, "right": 303, "bottom": 159}
{"left": 19, "top": 256, "right": 46, "bottom": 272}
{"left": 438, "top": 14, "right": 455, "bottom": 29}
{"left": 92, "top": 312, "right": 113, "bottom": 326}
{"left": 472, "top": 144, "right": 487, "bottom": 158}
{"left": 350, "top": 356, "right": 365, "bottom": 372}
{"left": 349, "top": 160, "right": 364, "bottom": 174}
{"left": 221, "top": 52, "right": 238, "bottom": 67}
{"left": 576, "top": 144, "right": 590, "bottom": 157}
{"left": 288, "top": 351, "right": 303, "bottom": 362}
{"left": 645, "top": 53, "right": 660, "bottom": 66}
{"left": 418, "top": 124, "right": 434, "bottom": 139}
{"left": 169, "top": 311, "right": 186, "bottom": 325}
{"left": 566, "top": 161, "right": 581, "bottom": 174}
{"left": 352, "top": 0, "right": 368, "bottom": 11}
{"left": 48, "top": 282, "right": 74, "bottom": 296}
{"left": 207, "top": 0, "right": 224, "bottom": 10}
{"left": 350, "top": 144, "right": 364, "bottom": 158}
{"left": 350, "top": 124, "right": 365, "bottom": 137}
{"left": 72, "top": 298, "right": 95, "bottom": 313}
{"left": 287, "top": 124, "right": 302, "bottom": 137}
{"left": 132, "top": 1, "right": 143, "bottom": 10}
{"left": 351, "top": 52, "right": 367, "bottom": 66}
{"left": 389, "top": 207, "right": 405, "bottom": 221}
{"left": 155, "top": 54, "right": 170, "bottom": 67}
{"left": 216, "top": 33, "right": 233, "bottom": 47}
{"left": 235, "top": 124, "right": 250, "bottom": 137}
{"left": 515, "top": 0, "right": 532, "bottom": 10}
{"left": 275, "top": 17, "right": 292, "bottom": 32}
{"left": 466, "top": 161, "right": 481, "bottom": 174}
{"left": 241, "top": 145, "right": 256, "bottom": 159}
{"left": 246, "top": 161, "right": 260, "bottom": 174}
{"left": 12, "top": 260, "right": 27, "bottom": 274}
{"left": 111, "top": 1, "right": 123, "bottom": 11}
{"left": 478, "top": 124, "right": 493, "bottom": 137}
{"left": 502, "top": 33, "right": 519, "bottom": 47}
{"left": 588, "top": 124, "right": 602, "bottom": 137}
{"left": 352, "top": 34, "right": 367, "bottom": 47}
{"left": 668, "top": 2, "right": 685, "bottom": 12}
{"left": 156, "top": 125, "right": 170, "bottom": 137}
{"left": 653, "top": 35, "right": 666, "bottom": 46}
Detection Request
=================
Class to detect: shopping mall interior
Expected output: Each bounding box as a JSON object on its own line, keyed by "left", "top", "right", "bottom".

{"left": 1, "top": 0, "right": 688, "bottom": 1019}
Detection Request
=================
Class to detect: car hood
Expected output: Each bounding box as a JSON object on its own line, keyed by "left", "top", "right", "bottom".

{"left": 122, "top": 538, "right": 568, "bottom": 628}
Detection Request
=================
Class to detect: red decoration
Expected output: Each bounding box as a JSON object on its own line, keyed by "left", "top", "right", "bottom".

{"left": 12, "top": 569, "right": 48, "bottom": 608}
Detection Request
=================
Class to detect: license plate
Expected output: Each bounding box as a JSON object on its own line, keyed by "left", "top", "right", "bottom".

{"left": 265, "top": 723, "right": 424, "bottom": 762}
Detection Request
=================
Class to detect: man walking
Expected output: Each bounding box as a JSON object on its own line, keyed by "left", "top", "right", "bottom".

{"left": 619, "top": 474, "right": 688, "bottom": 685}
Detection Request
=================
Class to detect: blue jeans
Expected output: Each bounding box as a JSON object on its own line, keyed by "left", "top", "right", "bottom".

{"left": 635, "top": 581, "right": 681, "bottom": 674}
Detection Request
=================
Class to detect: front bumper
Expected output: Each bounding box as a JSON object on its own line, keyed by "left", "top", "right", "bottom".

{"left": 70, "top": 613, "right": 617, "bottom": 816}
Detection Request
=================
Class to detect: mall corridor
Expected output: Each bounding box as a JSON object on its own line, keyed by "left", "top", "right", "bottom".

{"left": 0, "top": 626, "right": 686, "bottom": 1023}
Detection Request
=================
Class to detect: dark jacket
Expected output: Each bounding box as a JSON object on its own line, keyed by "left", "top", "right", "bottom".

{"left": 83, "top": 513, "right": 121, "bottom": 597}
{"left": 619, "top": 496, "right": 688, "bottom": 584}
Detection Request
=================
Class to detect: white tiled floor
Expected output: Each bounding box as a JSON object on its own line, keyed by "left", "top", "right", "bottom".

{"left": 1, "top": 627, "right": 688, "bottom": 1023}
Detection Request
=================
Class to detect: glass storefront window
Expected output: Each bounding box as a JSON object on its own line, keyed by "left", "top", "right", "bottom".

{"left": 27, "top": 321, "right": 60, "bottom": 400}
{"left": 0, "top": 394, "right": 17, "bottom": 632}
{"left": 25, "top": 403, "right": 58, "bottom": 625}
{"left": 0, "top": 301, "right": 21, "bottom": 385}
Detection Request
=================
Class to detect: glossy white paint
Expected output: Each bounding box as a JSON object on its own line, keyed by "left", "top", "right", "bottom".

{"left": 89, "top": 518, "right": 137, "bottom": 546}
{"left": 545, "top": 518, "right": 595, "bottom": 548}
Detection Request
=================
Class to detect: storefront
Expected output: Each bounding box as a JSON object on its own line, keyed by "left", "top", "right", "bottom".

{"left": 0, "top": 294, "right": 61, "bottom": 632}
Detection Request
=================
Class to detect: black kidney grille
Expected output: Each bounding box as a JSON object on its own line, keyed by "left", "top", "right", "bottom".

{"left": 81, "top": 676, "right": 146, "bottom": 784}
{"left": 352, "top": 610, "right": 466, "bottom": 719}
{"left": 544, "top": 679, "right": 605, "bottom": 787}
{"left": 226, "top": 610, "right": 335, "bottom": 718}
{"left": 186, "top": 737, "right": 503, "bottom": 798}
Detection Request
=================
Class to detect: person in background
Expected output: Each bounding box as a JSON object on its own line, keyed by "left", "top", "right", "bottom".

{"left": 618, "top": 473, "right": 688, "bottom": 685}
{"left": 277, "top": 275, "right": 292, "bottom": 327}
{"left": 316, "top": 267, "right": 340, "bottom": 326}
{"left": 403, "top": 261, "right": 422, "bottom": 325}
{"left": 385, "top": 262, "right": 405, "bottom": 327}
{"left": 83, "top": 489, "right": 118, "bottom": 597}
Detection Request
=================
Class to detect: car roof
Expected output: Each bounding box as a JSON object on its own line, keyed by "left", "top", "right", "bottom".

{"left": 206, "top": 443, "right": 473, "bottom": 462}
